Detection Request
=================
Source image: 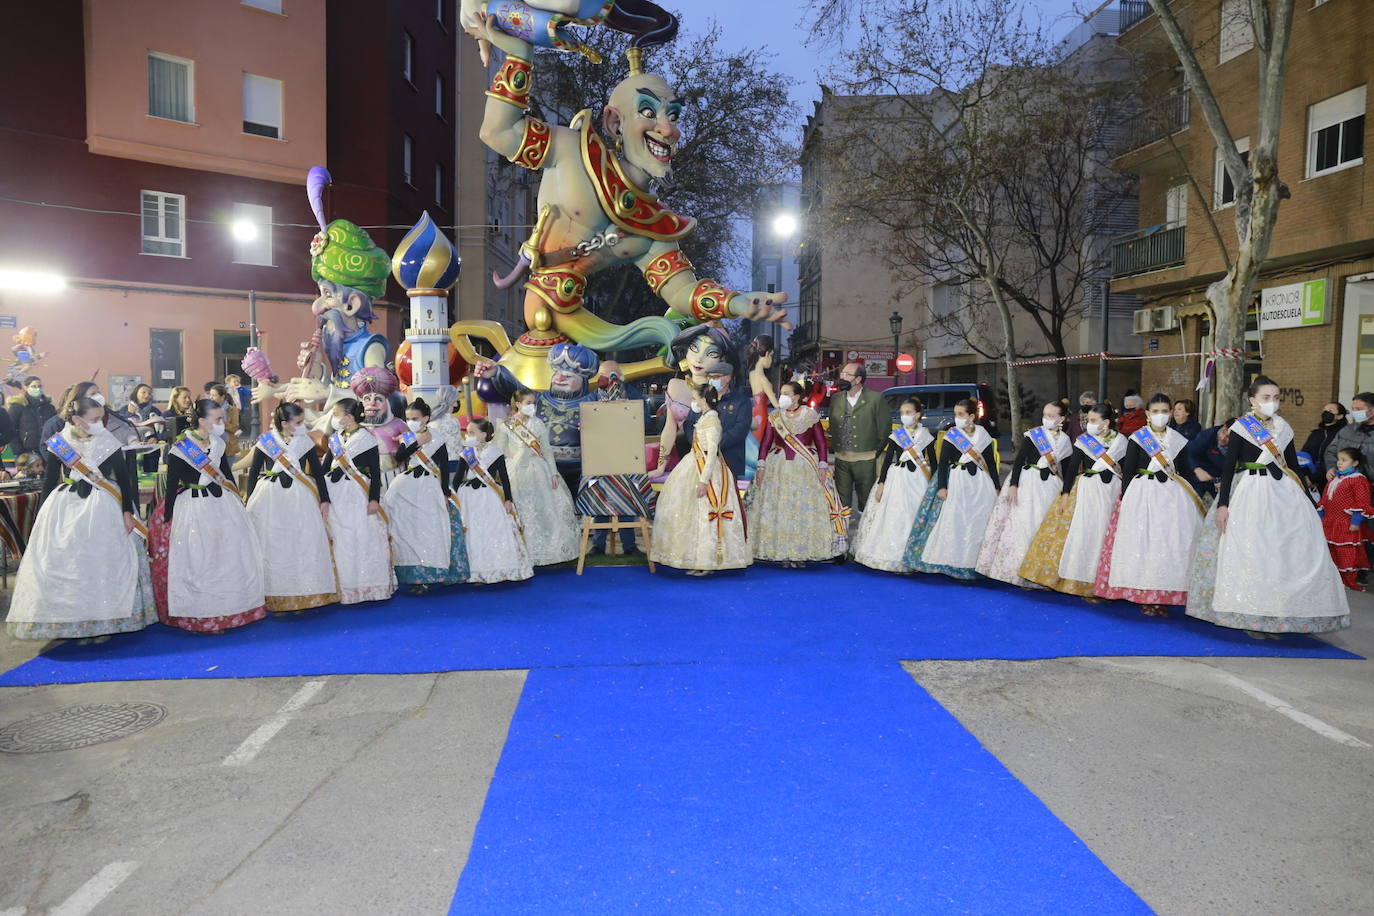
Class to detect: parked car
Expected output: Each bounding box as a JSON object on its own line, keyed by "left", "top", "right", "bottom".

{"left": 879, "top": 383, "right": 1000, "bottom": 438}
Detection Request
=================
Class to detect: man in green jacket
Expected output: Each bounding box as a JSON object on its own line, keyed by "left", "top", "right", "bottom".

{"left": 828, "top": 362, "right": 891, "bottom": 517}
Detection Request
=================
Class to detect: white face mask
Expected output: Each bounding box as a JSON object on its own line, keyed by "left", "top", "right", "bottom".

{"left": 955, "top": 416, "right": 971, "bottom": 430}
{"left": 1149, "top": 411, "right": 1170, "bottom": 429}
{"left": 1255, "top": 399, "right": 1279, "bottom": 417}
{"left": 288, "top": 423, "right": 305, "bottom": 437}
{"left": 463, "top": 435, "right": 480, "bottom": 448}
{"left": 91, "top": 392, "right": 106, "bottom": 407}
{"left": 1041, "top": 416, "right": 1060, "bottom": 430}
{"left": 330, "top": 416, "right": 346, "bottom": 432}
{"left": 406, "top": 419, "right": 424, "bottom": 433}
{"left": 778, "top": 394, "right": 795, "bottom": 410}
{"left": 1085, "top": 421, "right": 1102, "bottom": 436}
{"left": 1352, "top": 409, "right": 1370, "bottom": 424}
{"left": 520, "top": 403, "right": 537, "bottom": 417}
{"left": 901, "top": 413, "right": 919, "bottom": 427}
{"left": 211, "top": 421, "right": 225, "bottom": 436}
{"left": 691, "top": 402, "right": 703, "bottom": 413}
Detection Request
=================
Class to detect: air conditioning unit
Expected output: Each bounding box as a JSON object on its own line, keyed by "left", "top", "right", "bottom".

{"left": 1131, "top": 308, "right": 1153, "bottom": 334}
{"left": 1152, "top": 306, "right": 1178, "bottom": 331}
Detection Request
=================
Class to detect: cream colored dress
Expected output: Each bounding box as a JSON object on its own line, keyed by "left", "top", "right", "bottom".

{"left": 651, "top": 410, "right": 752, "bottom": 571}
{"left": 748, "top": 407, "right": 847, "bottom": 562}
{"left": 500, "top": 414, "right": 579, "bottom": 566}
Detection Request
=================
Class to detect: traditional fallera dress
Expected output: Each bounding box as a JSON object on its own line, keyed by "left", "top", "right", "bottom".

{"left": 321, "top": 427, "right": 397, "bottom": 604}
{"left": 749, "top": 405, "right": 848, "bottom": 562}
{"left": 976, "top": 427, "right": 1075, "bottom": 586}
{"left": 245, "top": 429, "right": 339, "bottom": 612}
{"left": 501, "top": 413, "right": 579, "bottom": 566}
{"left": 651, "top": 409, "right": 752, "bottom": 571}
{"left": 163, "top": 432, "right": 267, "bottom": 632}
{"left": 1185, "top": 414, "right": 1350, "bottom": 633}
{"left": 1318, "top": 468, "right": 1374, "bottom": 589}
{"left": 1094, "top": 426, "right": 1203, "bottom": 606}
{"left": 852, "top": 425, "right": 937, "bottom": 573}
{"left": 385, "top": 431, "right": 464, "bottom": 586}
{"left": 909, "top": 424, "right": 999, "bottom": 579}
{"left": 455, "top": 442, "right": 533, "bottom": 583}
{"left": 1020, "top": 430, "right": 1128, "bottom": 596}
{"left": 7, "top": 423, "right": 155, "bottom": 639}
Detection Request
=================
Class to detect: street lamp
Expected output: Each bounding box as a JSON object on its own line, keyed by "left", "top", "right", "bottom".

{"left": 230, "top": 219, "right": 259, "bottom": 242}
{"left": 889, "top": 310, "right": 903, "bottom": 380}
{"left": 0, "top": 269, "right": 66, "bottom": 294}
{"left": 771, "top": 213, "right": 798, "bottom": 237}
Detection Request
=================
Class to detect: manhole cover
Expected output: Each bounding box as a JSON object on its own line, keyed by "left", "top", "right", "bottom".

{"left": 0, "top": 703, "right": 166, "bottom": 754}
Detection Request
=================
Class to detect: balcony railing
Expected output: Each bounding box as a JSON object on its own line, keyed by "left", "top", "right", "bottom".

{"left": 1111, "top": 223, "right": 1186, "bottom": 278}
{"left": 1120, "top": 0, "right": 1152, "bottom": 32}
{"left": 1118, "top": 86, "right": 1190, "bottom": 155}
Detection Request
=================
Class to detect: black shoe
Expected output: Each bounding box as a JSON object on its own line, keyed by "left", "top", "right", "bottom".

{"left": 832, "top": 554, "right": 848, "bottom": 565}
{"left": 622, "top": 547, "right": 642, "bottom": 557}
{"left": 589, "top": 545, "right": 606, "bottom": 556}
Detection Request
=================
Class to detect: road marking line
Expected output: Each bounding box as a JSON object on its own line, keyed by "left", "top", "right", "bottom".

{"left": 1207, "top": 668, "right": 1371, "bottom": 749}
{"left": 222, "top": 679, "right": 328, "bottom": 766}
{"left": 49, "top": 861, "right": 140, "bottom": 916}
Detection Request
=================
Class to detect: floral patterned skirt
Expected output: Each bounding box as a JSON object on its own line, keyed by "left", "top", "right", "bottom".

{"left": 903, "top": 487, "right": 980, "bottom": 580}
{"left": 1092, "top": 502, "right": 1187, "bottom": 606}
{"left": 397, "top": 502, "right": 469, "bottom": 586}
{"left": 150, "top": 496, "right": 267, "bottom": 633}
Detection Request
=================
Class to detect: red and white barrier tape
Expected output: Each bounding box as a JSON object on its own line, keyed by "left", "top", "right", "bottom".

{"left": 1004, "top": 348, "right": 1244, "bottom": 368}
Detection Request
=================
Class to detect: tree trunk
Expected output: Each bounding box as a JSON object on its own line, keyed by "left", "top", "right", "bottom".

{"left": 985, "top": 275, "right": 1021, "bottom": 441}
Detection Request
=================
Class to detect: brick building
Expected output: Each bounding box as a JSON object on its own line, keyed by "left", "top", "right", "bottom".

{"left": 1111, "top": 0, "right": 1373, "bottom": 432}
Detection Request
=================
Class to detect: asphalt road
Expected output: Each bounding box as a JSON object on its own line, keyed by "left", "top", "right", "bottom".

{"left": 2, "top": 589, "right": 1371, "bottom": 915}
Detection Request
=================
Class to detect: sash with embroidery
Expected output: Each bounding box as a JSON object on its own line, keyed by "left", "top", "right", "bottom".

{"left": 329, "top": 433, "right": 389, "bottom": 523}
{"left": 1026, "top": 427, "right": 1063, "bottom": 479}
{"left": 46, "top": 434, "right": 148, "bottom": 538}
{"left": 173, "top": 435, "right": 240, "bottom": 498}
{"left": 400, "top": 430, "right": 462, "bottom": 512}
{"left": 257, "top": 433, "right": 321, "bottom": 500}
{"left": 1130, "top": 428, "right": 1204, "bottom": 515}
{"left": 692, "top": 435, "right": 739, "bottom": 539}
{"left": 768, "top": 412, "right": 848, "bottom": 534}
{"left": 1236, "top": 415, "right": 1305, "bottom": 489}
{"left": 503, "top": 417, "right": 543, "bottom": 458}
{"left": 1075, "top": 433, "right": 1122, "bottom": 476}
{"left": 892, "top": 427, "right": 933, "bottom": 480}
{"left": 943, "top": 427, "right": 989, "bottom": 475}
{"left": 461, "top": 447, "right": 525, "bottom": 539}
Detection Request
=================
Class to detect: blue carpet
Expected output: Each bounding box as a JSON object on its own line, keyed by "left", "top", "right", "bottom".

{"left": 0, "top": 566, "right": 1356, "bottom": 686}
{"left": 449, "top": 661, "right": 1152, "bottom": 914}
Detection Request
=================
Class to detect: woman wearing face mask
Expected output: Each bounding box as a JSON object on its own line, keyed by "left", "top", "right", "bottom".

{"left": 455, "top": 418, "right": 533, "bottom": 583}
{"left": 159, "top": 398, "right": 266, "bottom": 632}
{"left": 1300, "top": 402, "right": 1346, "bottom": 487}
{"left": 384, "top": 397, "right": 469, "bottom": 593}
{"left": 245, "top": 403, "right": 339, "bottom": 612}
{"left": 852, "top": 397, "right": 937, "bottom": 573}
{"left": 7, "top": 397, "right": 155, "bottom": 640}
{"left": 748, "top": 380, "right": 846, "bottom": 568}
{"left": 1021, "top": 404, "right": 1127, "bottom": 597}
{"left": 905, "top": 398, "right": 999, "bottom": 579}
{"left": 500, "top": 389, "right": 578, "bottom": 566}
{"left": 651, "top": 384, "right": 752, "bottom": 575}
{"left": 1093, "top": 393, "right": 1203, "bottom": 617}
{"left": 43, "top": 381, "right": 136, "bottom": 447}
{"left": 976, "top": 400, "right": 1077, "bottom": 586}
{"left": 1185, "top": 377, "right": 1350, "bottom": 634}
{"left": 320, "top": 398, "right": 396, "bottom": 603}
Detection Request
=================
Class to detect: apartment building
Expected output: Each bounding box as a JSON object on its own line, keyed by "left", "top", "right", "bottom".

{"left": 1112, "top": 0, "right": 1373, "bottom": 431}
{"left": 0, "top": 0, "right": 464, "bottom": 403}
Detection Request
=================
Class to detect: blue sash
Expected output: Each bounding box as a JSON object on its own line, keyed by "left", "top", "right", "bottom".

{"left": 257, "top": 432, "right": 284, "bottom": 459}
{"left": 328, "top": 432, "right": 346, "bottom": 458}
{"left": 45, "top": 433, "right": 81, "bottom": 467}
{"left": 1236, "top": 414, "right": 1300, "bottom": 485}
{"left": 944, "top": 427, "right": 988, "bottom": 473}
{"left": 174, "top": 434, "right": 238, "bottom": 495}
{"left": 1026, "top": 427, "right": 1061, "bottom": 477}
{"left": 1075, "top": 433, "right": 1106, "bottom": 461}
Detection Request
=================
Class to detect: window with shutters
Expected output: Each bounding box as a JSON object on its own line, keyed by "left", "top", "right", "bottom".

{"left": 232, "top": 203, "right": 274, "bottom": 266}
{"left": 403, "top": 31, "right": 415, "bottom": 84}
{"left": 1218, "top": 0, "right": 1253, "bottom": 64}
{"left": 141, "top": 191, "right": 187, "bottom": 258}
{"left": 1307, "top": 85, "right": 1366, "bottom": 178}
{"left": 243, "top": 73, "right": 283, "bottom": 139}
{"left": 403, "top": 135, "right": 415, "bottom": 186}
{"left": 434, "top": 162, "right": 446, "bottom": 205}
{"left": 1166, "top": 183, "right": 1188, "bottom": 227}
{"left": 435, "top": 72, "right": 446, "bottom": 118}
{"left": 1215, "top": 138, "right": 1250, "bottom": 209}
{"left": 148, "top": 52, "right": 194, "bottom": 123}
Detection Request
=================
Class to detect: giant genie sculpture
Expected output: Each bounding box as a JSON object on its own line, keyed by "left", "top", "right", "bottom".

{"left": 453, "top": 0, "right": 790, "bottom": 390}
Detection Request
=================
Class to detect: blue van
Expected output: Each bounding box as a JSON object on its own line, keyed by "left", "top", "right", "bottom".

{"left": 880, "top": 383, "right": 1000, "bottom": 437}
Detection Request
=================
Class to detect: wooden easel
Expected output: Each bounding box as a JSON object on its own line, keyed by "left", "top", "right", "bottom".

{"left": 576, "top": 515, "right": 655, "bottom": 575}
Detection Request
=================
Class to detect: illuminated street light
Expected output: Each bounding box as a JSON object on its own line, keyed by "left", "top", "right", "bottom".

{"left": 0, "top": 269, "right": 67, "bottom": 294}
{"left": 771, "top": 213, "right": 798, "bottom": 237}
{"left": 231, "top": 219, "right": 260, "bottom": 242}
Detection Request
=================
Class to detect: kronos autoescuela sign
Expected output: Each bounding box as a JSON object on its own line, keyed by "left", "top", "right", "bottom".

{"left": 1259, "top": 279, "right": 1327, "bottom": 331}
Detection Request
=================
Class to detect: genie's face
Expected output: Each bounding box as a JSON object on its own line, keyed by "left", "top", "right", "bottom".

{"left": 684, "top": 335, "right": 723, "bottom": 384}
{"left": 605, "top": 72, "right": 682, "bottom": 183}
{"left": 361, "top": 392, "right": 388, "bottom": 421}
{"left": 550, "top": 369, "right": 586, "bottom": 398}
{"left": 312, "top": 281, "right": 367, "bottom": 326}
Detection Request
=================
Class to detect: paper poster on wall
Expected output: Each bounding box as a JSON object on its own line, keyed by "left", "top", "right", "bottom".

{"left": 108, "top": 374, "right": 144, "bottom": 408}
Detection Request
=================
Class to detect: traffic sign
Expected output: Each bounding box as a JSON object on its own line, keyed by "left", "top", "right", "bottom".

{"left": 895, "top": 353, "right": 915, "bottom": 372}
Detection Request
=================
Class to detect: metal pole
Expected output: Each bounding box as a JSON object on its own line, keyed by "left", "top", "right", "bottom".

{"left": 1097, "top": 280, "right": 1109, "bottom": 404}
{"left": 248, "top": 289, "right": 259, "bottom": 348}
